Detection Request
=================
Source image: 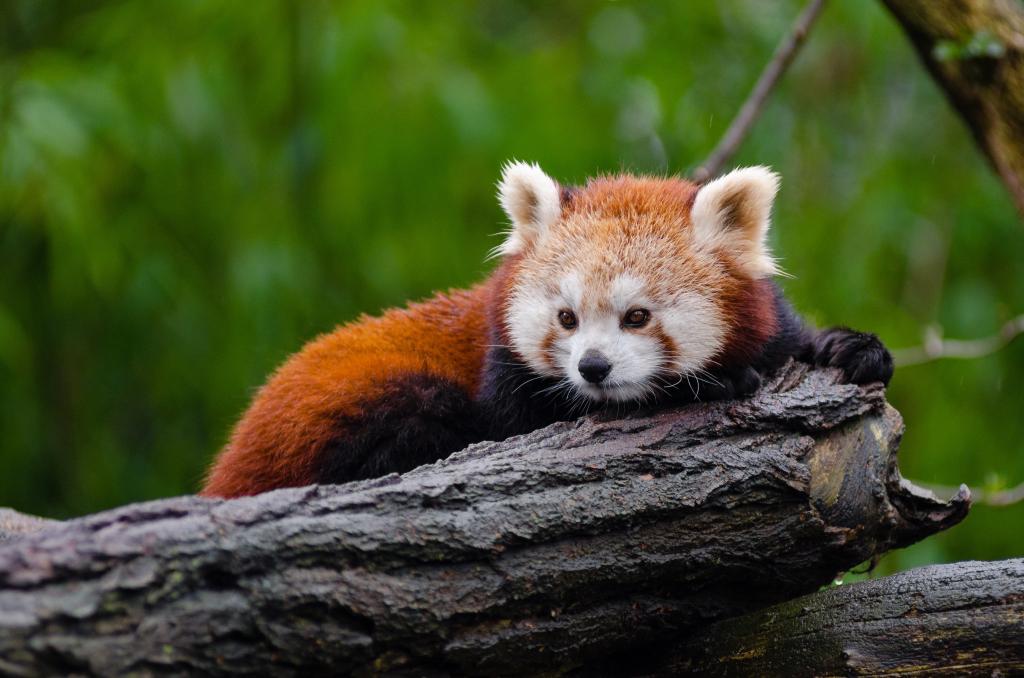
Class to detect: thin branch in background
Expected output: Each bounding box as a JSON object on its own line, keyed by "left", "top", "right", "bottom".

{"left": 893, "top": 315, "right": 1024, "bottom": 367}
{"left": 911, "top": 479, "right": 1024, "bottom": 508}
{"left": 692, "top": 0, "right": 828, "bottom": 183}
{"left": 899, "top": 219, "right": 950, "bottom": 326}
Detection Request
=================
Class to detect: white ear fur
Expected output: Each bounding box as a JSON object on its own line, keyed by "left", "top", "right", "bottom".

{"left": 690, "top": 166, "right": 780, "bottom": 278}
{"left": 496, "top": 160, "right": 561, "bottom": 257}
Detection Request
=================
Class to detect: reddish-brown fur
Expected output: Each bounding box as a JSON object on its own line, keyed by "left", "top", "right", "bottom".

{"left": 202, "top": 282, "right": 497, "bottom": 497}
{"left": 715, "top": 277, "right": 779, "bottom": 366}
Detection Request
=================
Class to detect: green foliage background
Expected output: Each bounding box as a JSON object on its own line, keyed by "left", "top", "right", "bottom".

{"left": 2, "top": 1, "right": 1021, "bottom": 574}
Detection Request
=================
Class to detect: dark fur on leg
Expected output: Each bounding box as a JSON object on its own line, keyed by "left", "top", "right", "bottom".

{"left": 315, "top": 374, "right": 486, "bottom": 485}
{"left": 750, "top": 283, "right": 893, "bottom": 386}
{"left": 713, "top": 365, "right": 763, "bottom": 398}
{"left": 805, "top": 326, "right": 894, "bottom": 385}
{"left": 753, "top": 284, "right": 815, "bottom": 373}
{"left": 476, "top": 344, "right": 588, "bottom": 441}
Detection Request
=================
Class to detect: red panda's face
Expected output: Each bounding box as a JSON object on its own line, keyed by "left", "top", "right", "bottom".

{"left": 496, "top": 162, "right": 779, "bottom": 403}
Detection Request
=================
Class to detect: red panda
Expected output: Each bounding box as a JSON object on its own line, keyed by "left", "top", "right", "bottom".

{"left": 201, "top": 162, "right": 893, "bottom": 498}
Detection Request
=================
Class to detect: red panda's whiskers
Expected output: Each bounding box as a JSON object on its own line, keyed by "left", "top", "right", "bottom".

{"left": 510, "top": 373, "right": 552, "bottom": 396}
{"left": 691, "top": 367, "right": 724, "bottom": 389}
{"left": 566, "top": 386, "right": 591, "bottom": 417}
{"left": 683, "top": 372, "right": 701, "bottom": 399}
{"left": 658, "top": 371, "right": 686, "bottom": 390}
{"left": 489, "top": 360, "right": 528, "bottom": 369}
{"left": 648, "top": 380, "right": 673, "bottom": 401}
{"left": 536, "top": 378, "right": 571, "bottom": 397}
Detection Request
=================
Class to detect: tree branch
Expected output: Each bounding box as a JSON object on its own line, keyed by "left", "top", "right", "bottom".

{"left": 882, "top": 0, "right": 1024, "bottom": 218}
{"left": 908, "top": 478, "right": 1024, "bottom": 508}
{"left": 0, "top": 509, "right": 59, "bottom": 543}
{"left": 692, "top": 0, "right": 827, "bottom": 183}
{"left": 665, "top": 558, "right": 1024, "bottom": 676}
{"left": 0, "top": 363, "right": 968, "bottom": 676}
{"left": 892, "top": 314, "right": 1024, "bottom": 367}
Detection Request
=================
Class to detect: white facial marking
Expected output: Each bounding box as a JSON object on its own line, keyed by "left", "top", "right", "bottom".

{"left": 610, "top": 274, "right": 648, "bottom": 311}
{"left": 660, "top": 290, "right": 728, "bottom": 373}
{"left": 507, "top": 282, "right": 561, "bottom": 377}
{"left": 559, "top": 272, "right": 584, "bottom": 310}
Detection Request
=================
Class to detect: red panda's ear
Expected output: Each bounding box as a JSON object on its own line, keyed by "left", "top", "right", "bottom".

{"left": 690, "top": 166, "right": 780, "bottom": 278}
{"left": 496, "top": 161, "right": 561, "bottom": 257}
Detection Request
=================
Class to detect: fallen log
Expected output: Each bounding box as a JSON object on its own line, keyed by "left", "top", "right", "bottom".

{"left": 0, "top": 363, "right": 968, "bottom": 676}
{"left": 667, "top": 557, "right": 1024, "bottom": 676}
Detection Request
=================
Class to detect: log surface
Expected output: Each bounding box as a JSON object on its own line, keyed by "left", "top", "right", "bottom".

{"left": 0, "top": 508, "right": 59, "bottom": 543}
{"left": 0, "top": 363, "right": 968, "bottom": 676}
{"left": 670, "top": 558, "right": 1024, "bottom": 677}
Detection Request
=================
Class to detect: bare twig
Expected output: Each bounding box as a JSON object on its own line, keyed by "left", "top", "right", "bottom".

{"left": 910, "top": 479, "right": 1024, "bottom": 508}
{"left": 893, "top": 315, "right": 1024, "bottom": 367}
{"left": 986, "top": 483, "right": 1024, "bottom": 507}
{"left": 693, "top": 0, "right": 828, "bottom": 183}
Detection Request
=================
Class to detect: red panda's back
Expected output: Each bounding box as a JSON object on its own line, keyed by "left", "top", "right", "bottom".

{"left": 202, "top": 282, "right": 493, "bottom": 497}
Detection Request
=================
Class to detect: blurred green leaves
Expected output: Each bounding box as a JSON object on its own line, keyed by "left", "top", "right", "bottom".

{"left": 933, "top": 30, "right": 1006, "bottom": 62}
{"left": 0, "top": 0, "right": 1021, "bottom": 573}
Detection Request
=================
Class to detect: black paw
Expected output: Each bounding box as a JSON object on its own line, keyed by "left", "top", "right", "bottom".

{"left": 725, "top": 365, "right": 762, "bottom": 397}
{"left": 811, "top": 327, "right": 894, "bottom": 386}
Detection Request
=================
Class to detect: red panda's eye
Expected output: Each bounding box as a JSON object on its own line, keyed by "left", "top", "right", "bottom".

{"left": 623, "top": 309, "right": 650, "bottom": 328}
{"left": 558, "top": 310, "right": 577, "bottom": 330}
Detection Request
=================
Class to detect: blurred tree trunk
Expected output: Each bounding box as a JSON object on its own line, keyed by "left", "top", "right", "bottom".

{"left": 0, "top": 364, "right": 968, "bottom": 676}
{"left": 883, "top": 0, "right": 1024, "bottom": 217}
{"left": 667, "top": 558, "right": 1024, "bottom": 676}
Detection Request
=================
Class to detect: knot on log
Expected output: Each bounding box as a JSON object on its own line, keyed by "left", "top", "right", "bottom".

{"left": 0, "top": 362, "right": 968, "bottom": 676}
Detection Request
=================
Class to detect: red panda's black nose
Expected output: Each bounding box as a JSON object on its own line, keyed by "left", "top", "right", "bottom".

{"left": 579, "top": 350, "right": 612, "bottom": 384}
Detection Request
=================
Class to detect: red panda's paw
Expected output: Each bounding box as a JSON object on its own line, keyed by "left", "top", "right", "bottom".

{"left": 711, "top": 365, "right": 762, "bottom": 399}
{"left": 810, "top": 327, "right": 894, "bottom": 386}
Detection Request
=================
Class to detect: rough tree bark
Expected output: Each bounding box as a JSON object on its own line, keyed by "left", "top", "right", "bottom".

{"left": 0, "top": 508, "right": 58, "bottom": 543}
{"left": 0, "top": 364, "right": 967, "bottom": 676}
{"left": 883, "top": 0, "right": 1024, "bottom": 217}
{"left": 667, "top": 558, "right": 1024, "bottom": 676}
